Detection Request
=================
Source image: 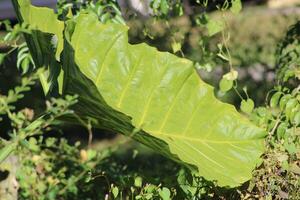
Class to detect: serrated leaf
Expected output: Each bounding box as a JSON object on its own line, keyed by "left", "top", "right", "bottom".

{"left": 13, "top": 0, "right": 266, "bottom": 187}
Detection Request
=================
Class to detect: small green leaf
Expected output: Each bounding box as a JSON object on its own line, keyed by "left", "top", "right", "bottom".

{"left": 112, "top": 186, "right": 119, "bottom": 198}
{"left": 270, "top": 92, "right": 282, "bottom": 108}
{"left": 145, "top": 184, "right": 156, "bottom": 193}
{"left": 145, "top": 193, "right": 153, "bottom": 199}
{"left": 276, "top": 123, "right": 287, "bottom": 139}
{"left": 160, "top": 0, "right": 169, "bottom": 15}
{"left": 21, "top": 57, "right": 30, "bottom": 74}
{"left": 219, "top": 78, "right": 233, "bottom": 92}
{"left": 284, "top": 141, "right": 297, "bottom": 154}
{"left": 293, "top": 111, "right": 300, "bottom": 126}
{"left": 285, "top": 98, "right": 298, "bottom": 120}
{"left": 289, "top": 104, "right": 299, "bottom": 123}
{"left": 28, "top": 137, "right": 40, "bottom": 152}
{"left": 171, "top": 42, "right": 181, "bottom": 53}
{"left": 159, "top": 187, "right": 171, "bottom": 200}
{"left": 230, "top": 0, "right": 242, "bottom": 15}
{"left": 134, "top": 176, "right": 142, "bottom": 188}
{"left": 240, "top": 99, "right": 255, "bottom": 114}
{"left": 279, "top": 94, "right": 292, "bottom": 110}
{"left": 207, "top": 19, "right": 224, "bottom": 36}
{"left": 177, "top": 169, "right": 197, "bottom": 196}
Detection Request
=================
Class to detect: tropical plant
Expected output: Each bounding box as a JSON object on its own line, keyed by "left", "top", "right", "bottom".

{"left": 8, "top": 0, "right": 267, "bottom": 188}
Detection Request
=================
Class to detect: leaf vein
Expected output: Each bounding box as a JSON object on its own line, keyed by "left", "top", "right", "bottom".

{"left": 116, "top": 55, "right": 143, "bottom": 108}
{"left": 95, "top": 31, "right": 125, "bottom": 86}
{"left": 157, "top": 69, "right": 193, "bottom": 132}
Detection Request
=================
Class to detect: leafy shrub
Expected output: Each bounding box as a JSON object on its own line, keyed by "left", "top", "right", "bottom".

{"left": 276, "top": 21, "right": 300, "bottom": 83}
{"left": 243, "top": 20, "right": 300, "bottom": 199}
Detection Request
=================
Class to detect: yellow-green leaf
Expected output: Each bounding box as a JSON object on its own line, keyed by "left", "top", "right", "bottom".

{"left": 219, "top": 78, "right": 233, "bottom": 92}
{"left": 13, "top": 0, "right": 266, "bottom": 187}
{"left": 230, "top": 0, "right": 242, "bottom": 15}
{"left": 207, "top": 19, "right": 224, "bottom": 36}
{"left": 240, "top": 99, "right": 255, "bottom": 114}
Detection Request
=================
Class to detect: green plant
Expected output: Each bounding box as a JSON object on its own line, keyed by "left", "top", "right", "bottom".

{"left": 0, "top": 20, "right": 34, "bottom": 74}
{"left": 9, "top": 0, "right": 266, "bottom": 188}
{"left": 0, "top": 70, "right": 78, "bottom": 164}
{"left": 0, "top": 70, "right": 80, "bottom": 199}
{"left": 276, "top": 21, "right": 300, "bottom": 83}
{"left": 241, "top": 87, "right": 300, "bottom": 199}
{"left": 238, "top": 21, "right": 300, "bottom": 200}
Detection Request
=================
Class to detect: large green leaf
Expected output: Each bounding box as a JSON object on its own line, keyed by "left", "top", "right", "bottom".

{"left": 13, "top": 0, "right": 266, "bottom": 187}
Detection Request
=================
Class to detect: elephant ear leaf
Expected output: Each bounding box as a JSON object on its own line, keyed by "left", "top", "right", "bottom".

{"left": 12, "top": 0, "right": 64, "bottom": 94}
{"left": 67, "top": 14, "right": 266, "bottom": 187}
{"left": 13, "top": 0, "right": 266, "bottom": 187}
